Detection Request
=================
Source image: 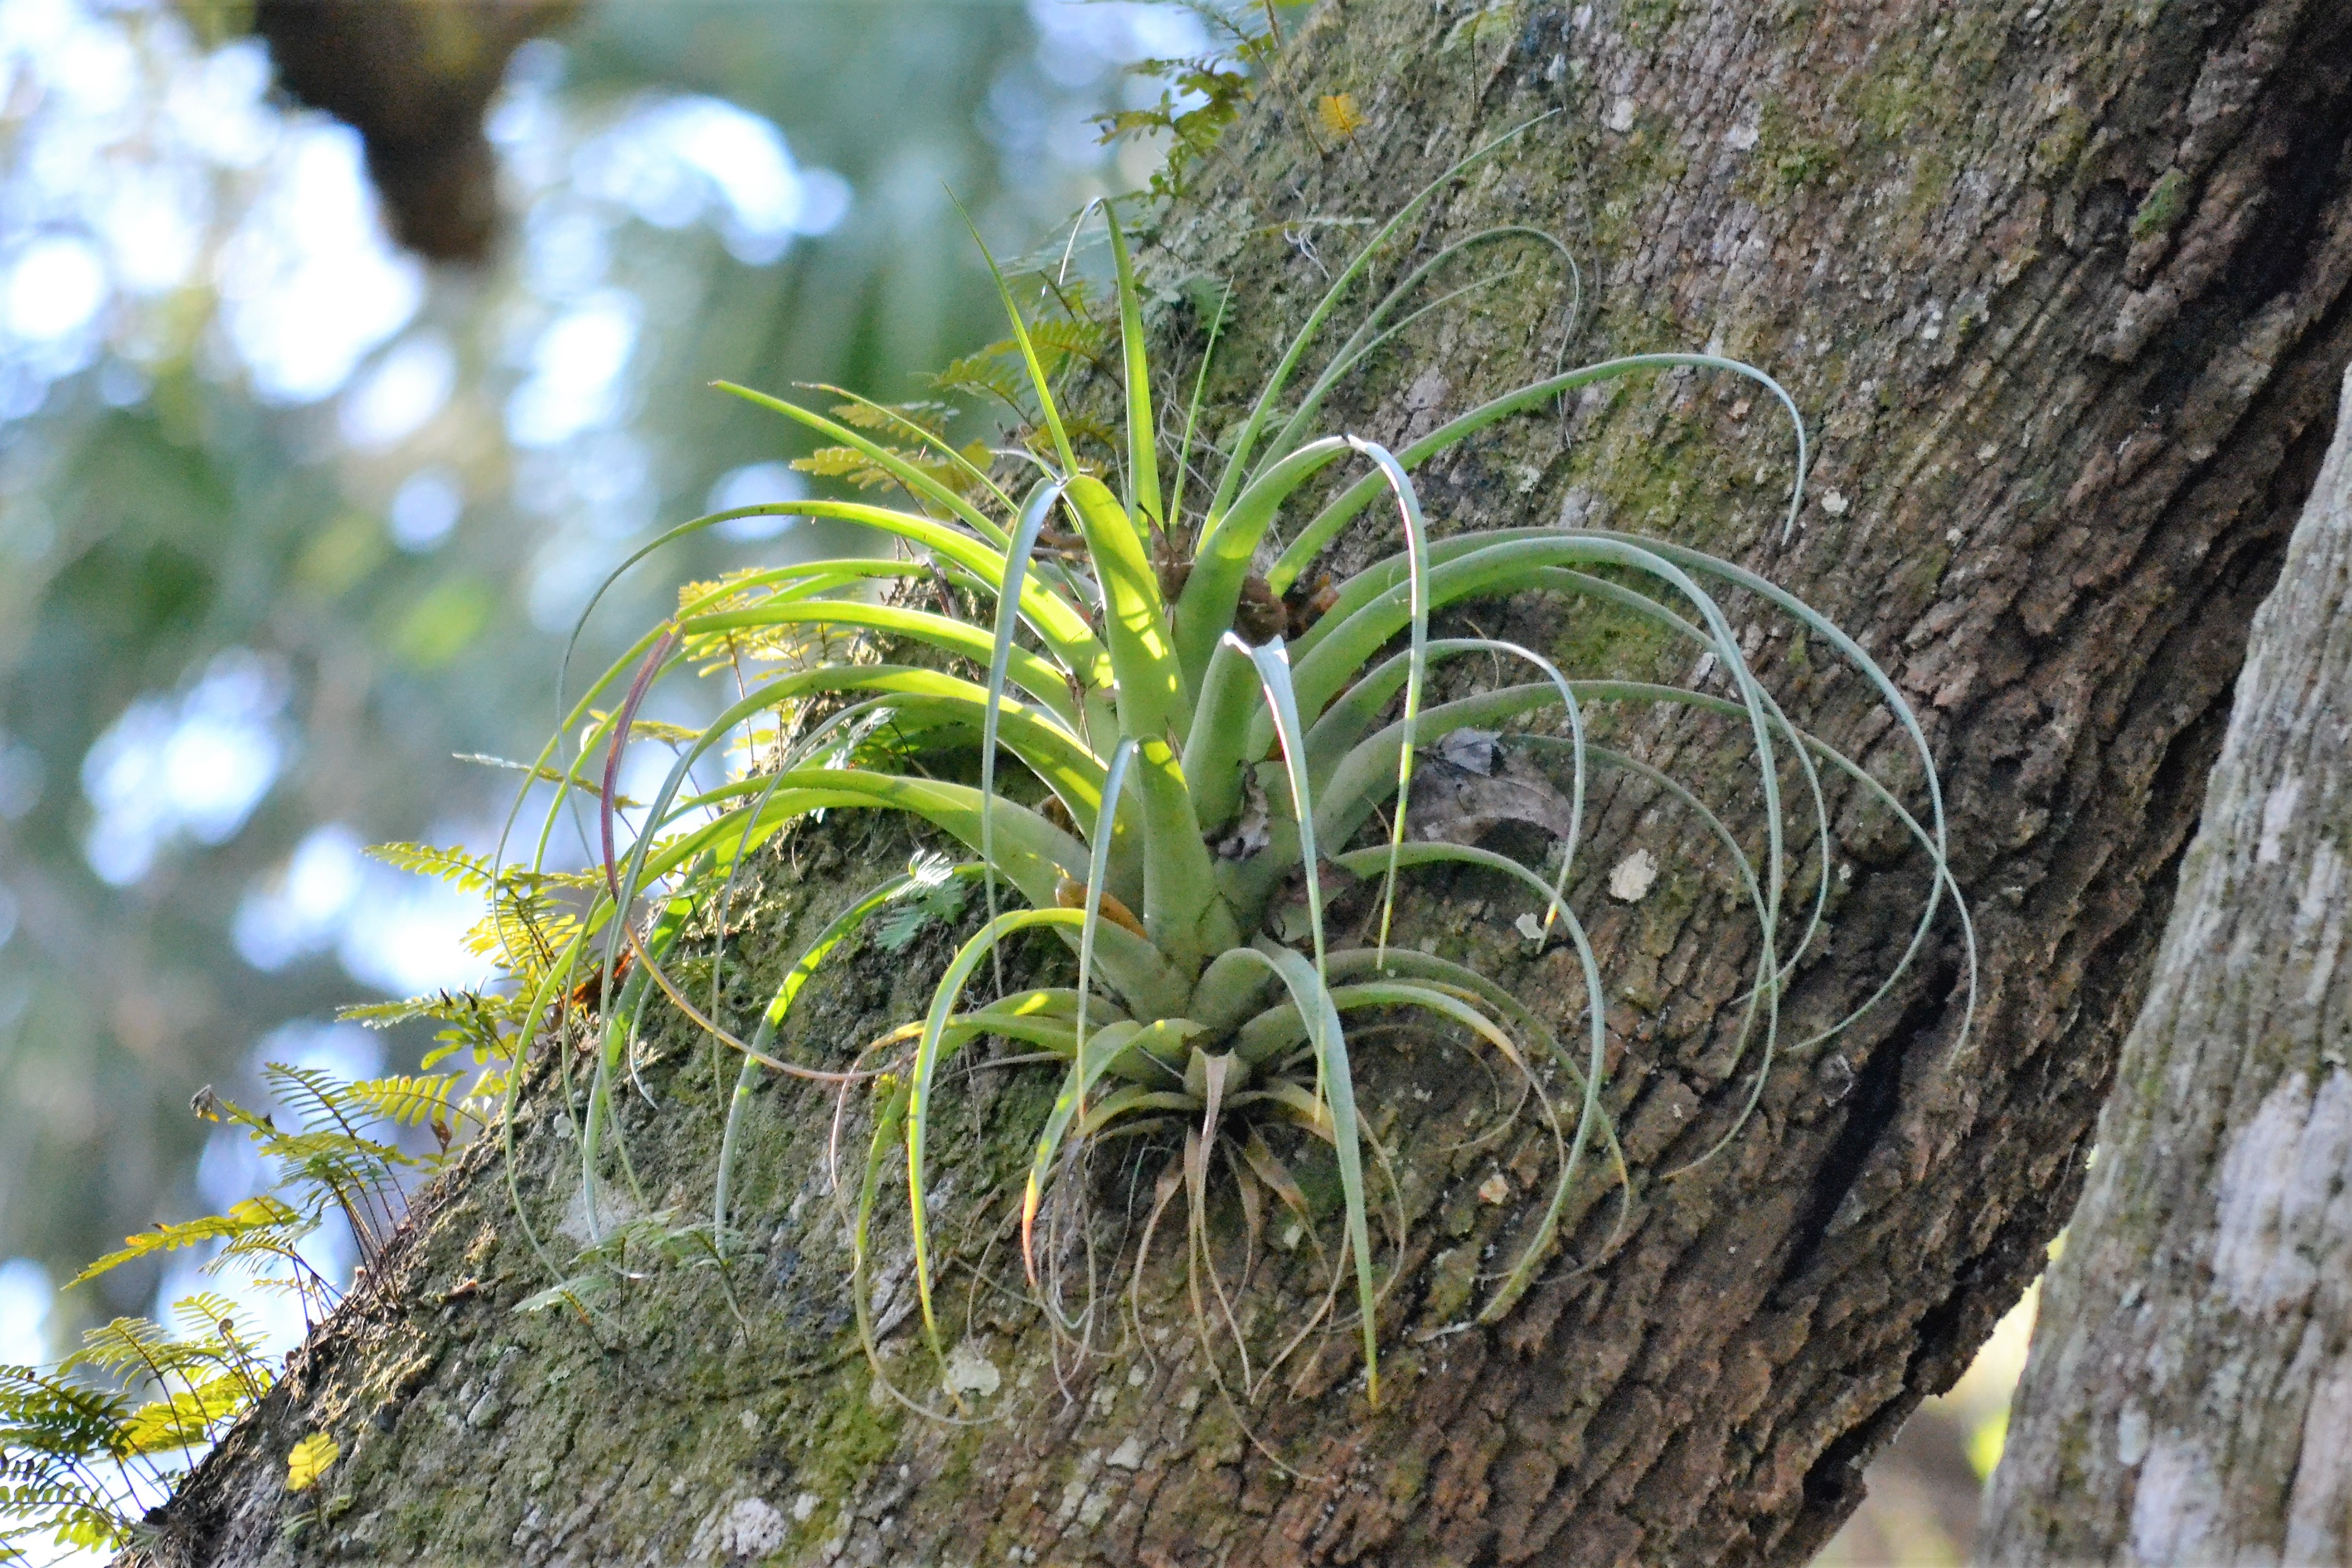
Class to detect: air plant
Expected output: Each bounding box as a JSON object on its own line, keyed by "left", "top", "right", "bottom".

{"left": 495, "top": 127, "right": 1970, "bottom": 1413}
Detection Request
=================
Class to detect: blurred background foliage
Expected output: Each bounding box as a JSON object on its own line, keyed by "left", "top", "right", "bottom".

{"left": 0, "top": 0, "right": 1252, "bottom": 1356}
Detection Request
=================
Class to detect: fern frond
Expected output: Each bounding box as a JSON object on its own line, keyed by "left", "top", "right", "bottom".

{"left": 450, "top": 753, "right": 642, "bottom": 807}
{"left": 831, "top": 399, "right": 957, "bottom": 439}
{"left": 468, "top": 892, "right": 578, "bottom": 969}
{"left": 791, "top": 446, "right": 892, "bottom": 485}
{"left": 677, "top": 567, "right": 775, "bottom": 615}
{"left": 168, "top": 1292, "right": 244, "bottom": 1339}
{"left": 1059, "top": 411, "right": 1120, "bottom": 451}
{"left": 285, "top": 1430, "right": 339, "bottom": 1491}
{"left": 365, "top": 841, "right": 496, "bottom": 892}
{"left": 262, "top": 1062, "right": 351, "bottom": 1133}
{"left": 211, "top": 1224, "right": 322, "bottom": 1274}
{"left": 925, "top": 355, "right": 1026, "bottom": 405}
{"left": 339, "top": 987, "right": 522, "bottom": 1031}
{"left": 1024, "top": 317, "right": 1108, "bottom": 363}
{"left": 871, "top": 856, "right": 971, "bottom": 953}
{"left": 0, "top": 1366, "right": 132, "bottom": 1457}
{"left": 258, "top": 1127, "right": 417, "bottom": 1176}
{"left": 67, "top": 1197, "right": 304, "bottom": 1287}
{"left": 117, "top": 1372, "right": 255, "bottom": 1455}
{"left": 341, "top": 1072, "right": 474, "bottom": 1129}
{"left": 0, "top": 1477, "right": 133, "bottom": 1558}
{"left": 59, "top": 1317, "right": 171, "bottom": 1380}
{"left": 592, "top": 713, "right": 702, "bottom": 747}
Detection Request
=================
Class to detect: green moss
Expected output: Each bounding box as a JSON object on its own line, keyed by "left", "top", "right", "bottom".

{"left": 1771, "top": 142, "right": 1836, "bottom": 195}
{"left": 1638, "top": 870, "right": 1701, "bottom": 960}
{"left": 2029, "top": 103, "right": 2091, "bottom": 180}
{"left": 1438, "top": 3, "right": 1516, "bottom": 52}
{"left": 1741, "top": 23, "right": 2003, "bottom": 220}
{"left": 1384, "top": 1446, "right": 1430, "bottom": 1507}
{"left": 1783, "top": 627, "right": 1812, "bottom": 681}
{"left": 1589, "top": 135, "right": 1693, "bottom": 251}
{"left": 1851, "top": 68, "right": 1930, "bottom": 144}
{"left": 798, "top": 1365, "right": 907, "bottom": 1494}
{"left": 2130, "top": 169, "right": 2190, "bottom": 243}
{"left": 1900, "top": 147, "right": 1956, "bottom": 225}
{"left": 1420, "top": 1244, "right": 1479, "bottom": 1319}
{"left": 1550, "top": 594, "right": 1678, "bottom": 688}
{"left": 1621, "top": 0, "right": 1684, "bottom": 44}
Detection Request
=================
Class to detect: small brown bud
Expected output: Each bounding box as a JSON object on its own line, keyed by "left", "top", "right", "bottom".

{"left": 1053, "top": 875, "right": 1149, "bottom": 940}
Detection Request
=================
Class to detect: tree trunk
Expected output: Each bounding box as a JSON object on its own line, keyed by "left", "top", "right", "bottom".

{"left": 1979, "top": 367, "right": 2352, "bottom": 1565}
{"left": 135, "top": 2, "right": 2352, "bottom": 1564}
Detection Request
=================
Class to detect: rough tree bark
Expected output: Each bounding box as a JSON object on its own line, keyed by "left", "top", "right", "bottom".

{"left": 133, "top": 1, "right": 2352, "bottom": 1564}
{"left": 1980, "top": 368, "right": 2352, "bottom": 1565}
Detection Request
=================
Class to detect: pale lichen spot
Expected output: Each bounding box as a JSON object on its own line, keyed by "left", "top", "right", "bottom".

{"left": 945, "top": 1339, "right": 1002, "bottom": 1399}
{"left": 2130, "top": 1434, "right": 2224, "bottom": 1565}
{"left": 1054, "top": 1450, "right": 1104, "bottom": 1526}
{"left": 791, "top": 1492, "right": 821, "bottom": 1523}
{"left": 2285, "top": 1346, "right": 2352, "bottom": 1556}
{"left": 715, "top": 1496, "right": 788, "bottom": 1560}
{"left": 2297, "top": 839, "right": 2344, "bottom": 944}
{"left": 2210, "top": 1069, "right": 2352, "bottom": 1315}
{"left": 1608, "top": 849, "right": 1659, "bottom": 902}
{"left": 2259, "top": 775, "right": 2304, "bottom": 865}
{"left": 2116, "top": 1401, "right": 2149, "bottom": 1467}
{"left": 1107, "top": 1435, "right": 1146, "bottom": 1470}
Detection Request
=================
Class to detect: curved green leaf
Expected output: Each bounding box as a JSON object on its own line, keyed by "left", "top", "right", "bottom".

{"left": 1269, "top": 353, "right": 1810, "bottom": 591}
{"left": 713, "top": 379, "right": 1012, "bottom": 547}
{"left": 909, "top": 907, "right": 1093, "bottom": 1380}
{"left": 963, "top": 213, "right": 1080, "bottom": 475}
{"left": 1228, "top": 941, "right": 1378, "bottom": 1406}
{"left": 680, "top": 600, "right": 1078, "bottom": 725}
